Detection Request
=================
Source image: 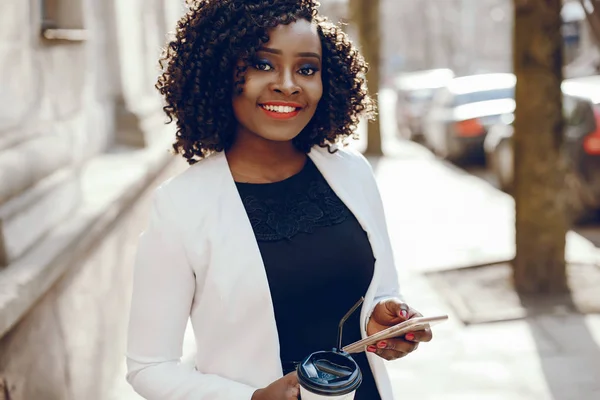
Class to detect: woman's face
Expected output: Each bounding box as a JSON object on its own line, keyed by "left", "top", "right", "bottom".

{"left": 232, "top": 19, "right": 323, "bottom": 144}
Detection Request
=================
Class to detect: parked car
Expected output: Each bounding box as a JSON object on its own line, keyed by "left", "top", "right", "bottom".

{"left": 421, "top": 73, "right": 516, "bottom": 162}
{"left": 394, "top": 68, "right": 455, "bottom": 142}
{"left": 484, "top": 75, "right": 600, "bottom": 217}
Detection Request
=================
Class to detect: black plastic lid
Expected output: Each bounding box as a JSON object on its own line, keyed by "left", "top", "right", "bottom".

{"left": 297, "top": 350, "right": 362, "bottom": 396}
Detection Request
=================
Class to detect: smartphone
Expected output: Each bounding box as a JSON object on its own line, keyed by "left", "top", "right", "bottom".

{"left": 342, "top": 315, "right": 448, "bottom": 354}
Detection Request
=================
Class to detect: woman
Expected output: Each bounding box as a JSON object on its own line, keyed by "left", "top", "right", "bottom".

{"left": 126, "top": 1, "right": 432, "bottom": 399}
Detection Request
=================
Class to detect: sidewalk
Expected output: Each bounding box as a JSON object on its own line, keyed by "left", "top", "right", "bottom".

{"left": 375, "top": 140, "right": 600, "bottom": 400}
{"left": 372, "top": 141, "right": 600, "bottom": 274}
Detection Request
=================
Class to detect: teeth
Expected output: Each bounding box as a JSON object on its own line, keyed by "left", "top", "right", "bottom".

{"left": 262, "top": 105, "right": 297, "bottom": 113}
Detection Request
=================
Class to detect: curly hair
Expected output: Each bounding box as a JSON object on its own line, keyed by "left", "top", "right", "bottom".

{"left": 156, "top": 0, "right": 375, "bottom": 165}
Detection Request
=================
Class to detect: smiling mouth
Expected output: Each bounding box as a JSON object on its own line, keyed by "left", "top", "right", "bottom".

{"left": 259, "top": 103, "right": 302, "bottom": 119}
{"left": 260, "top": 104, "right": 301, "bottom": 114}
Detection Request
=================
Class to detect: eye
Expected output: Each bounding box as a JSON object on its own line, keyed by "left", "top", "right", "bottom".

{"left": 298, "top": 66, "right": 319, "bottom": 76}
{"left": 253, "top": 61, "right": 273, "bottom": 72}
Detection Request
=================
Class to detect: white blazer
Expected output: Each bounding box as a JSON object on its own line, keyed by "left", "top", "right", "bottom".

{"left": 126, "top": 145, "right": 401, "bottom": 399}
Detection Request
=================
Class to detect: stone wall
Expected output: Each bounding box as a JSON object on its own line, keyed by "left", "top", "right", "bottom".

{"left": 0, "top": 0, "right": 114, "bottom": 267}
{"left": 0, "top": 155, "right": 185, "bottom": 399}
{"left": 0, "top": 0, "right": 186, "bottom": 398}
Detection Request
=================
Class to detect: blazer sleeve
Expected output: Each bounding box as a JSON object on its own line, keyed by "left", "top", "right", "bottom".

{"left": 346, "top": 148, "right": 403, "bottom": 325}
{"left": 366, "top": 161, "right": 402, "bottom": 304}
{"left": 126, "top": 185, "right": 257, "bottom": 400}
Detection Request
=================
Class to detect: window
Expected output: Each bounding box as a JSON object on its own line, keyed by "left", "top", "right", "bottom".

{"left": 453, "top": 87, "right": 515, "bottom": 107}
{"left": 40, "top": 0, "right": 86, "bottom": 41}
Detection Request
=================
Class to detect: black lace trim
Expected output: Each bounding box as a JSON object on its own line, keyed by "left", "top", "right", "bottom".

{"left": 239, "top": 176, "right": 350, "bottom": 242}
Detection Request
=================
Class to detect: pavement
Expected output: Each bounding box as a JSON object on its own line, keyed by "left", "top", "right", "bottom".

{"left": 110, "top": 90, "right": 600, "bottom": 399}
{"left": 371, "top": 141, "right": 600, "bottom": 400}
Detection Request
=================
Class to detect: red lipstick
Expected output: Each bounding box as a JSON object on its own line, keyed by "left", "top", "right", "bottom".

{"left": 259, "top": 101, "right": 303, "bottom": 120}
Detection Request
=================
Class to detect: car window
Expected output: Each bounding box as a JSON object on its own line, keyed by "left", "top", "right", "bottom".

{"left": 565, "top": 96, "right": 595, "bottom": 128}
{"left": 453, "top": 87, "right": 514, "bottom": 106}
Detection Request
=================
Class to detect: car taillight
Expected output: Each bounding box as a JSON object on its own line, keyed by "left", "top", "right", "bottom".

{"left": 455, "top": 118, "right": 485, "bottom": 137}
{"left": 583, "top": 107, "right": 600, "bottom": 155}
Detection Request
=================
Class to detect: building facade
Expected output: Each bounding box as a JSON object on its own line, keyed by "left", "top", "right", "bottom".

{"left": 0, "top": 0, "right": 185, "bottom": 398}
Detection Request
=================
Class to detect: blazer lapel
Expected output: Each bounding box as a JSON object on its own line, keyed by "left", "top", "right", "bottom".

{"left": 308, "top": 146, "right": 378, "bottom": 256}
{"left": 208, "top": 152, "right": 283, "bottom": 376}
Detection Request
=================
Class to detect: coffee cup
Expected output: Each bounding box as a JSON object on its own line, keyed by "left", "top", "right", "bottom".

{"left": 297, "top": 350, "right": 362, "bottom": 400}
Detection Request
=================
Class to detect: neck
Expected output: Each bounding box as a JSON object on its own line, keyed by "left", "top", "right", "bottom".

{"left": 226, "top": 131, "right": 307, "bottom": 183}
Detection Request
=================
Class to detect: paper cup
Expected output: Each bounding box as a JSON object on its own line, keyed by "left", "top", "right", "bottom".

{"left": 299, "top": 386, "right": 356, "bottom": 400}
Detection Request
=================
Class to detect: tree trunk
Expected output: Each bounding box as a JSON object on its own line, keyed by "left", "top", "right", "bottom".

{"left": 349, "top": 0, "right": 383, "bottom": 156}
{"left": 512, "top": 0, "right": 569, "bottom": 294}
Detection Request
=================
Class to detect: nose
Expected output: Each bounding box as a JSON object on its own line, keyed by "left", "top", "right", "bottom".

{"left": 271, "top": 69, "right": 301, "bottom": 96}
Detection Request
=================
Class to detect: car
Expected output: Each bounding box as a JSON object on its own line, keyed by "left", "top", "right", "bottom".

{"left": 394, "top": 68, "right": 455, "bottom": 142}
{"left": 421, "top": 73, "right": 516, "bottom": 162}
{"left": 484, "top": 75, "right": 600, "bottom": 217}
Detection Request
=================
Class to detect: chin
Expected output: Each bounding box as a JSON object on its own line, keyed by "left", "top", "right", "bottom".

{"left": 258, "top": 130, "right": 303, "bottom": 143}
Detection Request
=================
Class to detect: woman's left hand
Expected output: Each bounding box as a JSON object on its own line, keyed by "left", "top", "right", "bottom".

{"left": 365, "top": 299, "right": 432, "bottom": 361}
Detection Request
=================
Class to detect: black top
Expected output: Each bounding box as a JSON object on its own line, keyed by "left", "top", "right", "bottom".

{"left": 235, "top": 158, "right": 381, "bottom": 400}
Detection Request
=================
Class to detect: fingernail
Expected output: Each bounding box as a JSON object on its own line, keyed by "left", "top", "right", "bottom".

{"left": 405, "top": 333, "right": 415, "bottom": 341}
{"left": 377, "top": 341, "right": 387, "bottom": 349}
{"left": 400, "top": 310, "right": 408, "bottom": 319}
{"left": 367, "top": 345, "right": 377, "bottom": 353}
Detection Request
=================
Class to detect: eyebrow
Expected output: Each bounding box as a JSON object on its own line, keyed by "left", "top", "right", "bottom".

{"left": 258, "top": 47, "right": 321, "bottom": 61}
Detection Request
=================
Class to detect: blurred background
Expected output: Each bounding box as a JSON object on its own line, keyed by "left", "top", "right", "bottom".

{"left": 0, "top": 0, "right": 599, "bottom": 399}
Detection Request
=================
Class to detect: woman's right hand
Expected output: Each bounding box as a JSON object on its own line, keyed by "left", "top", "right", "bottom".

{"left": 251, "top": 372, "right": 300, "bottom": 400}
